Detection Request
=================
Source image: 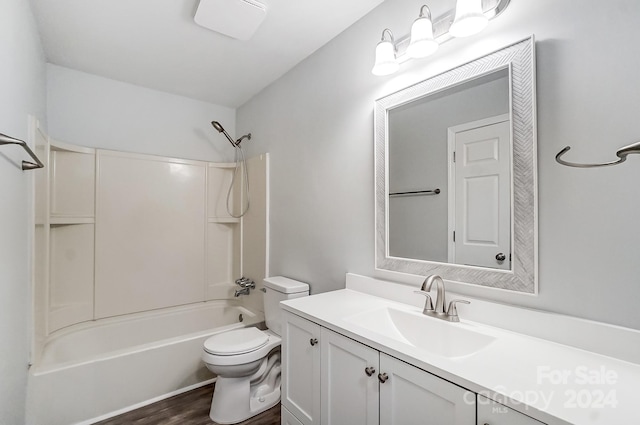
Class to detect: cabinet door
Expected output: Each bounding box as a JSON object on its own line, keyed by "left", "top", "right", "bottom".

{"left": 379, "top": 354, "right": 476, "bottom": 425}
{"left": 320, "top": 328, "right": 379, "bottom": 425}
{"left": 477, "top": 395, "right": 546, "bottom": 425}
{"left": 282, "top": 312, "right": 322, "bottom": 425}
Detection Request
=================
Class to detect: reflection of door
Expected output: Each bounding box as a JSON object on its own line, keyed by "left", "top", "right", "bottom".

{"left": 447, "top": 115, "right": 510, "bottom": 270}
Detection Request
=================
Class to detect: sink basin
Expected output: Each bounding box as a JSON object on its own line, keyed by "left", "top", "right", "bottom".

{"left": 345, "top": 307, "right": 496, "bottom": 358}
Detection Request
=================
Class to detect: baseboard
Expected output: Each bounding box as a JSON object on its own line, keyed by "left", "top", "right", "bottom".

{"left": 74, "top": 378, "right": 216, "bottom": 425}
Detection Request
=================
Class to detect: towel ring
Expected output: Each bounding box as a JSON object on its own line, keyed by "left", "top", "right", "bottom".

{"left": 555, "top": 141, "right": 640, "bottom": 168}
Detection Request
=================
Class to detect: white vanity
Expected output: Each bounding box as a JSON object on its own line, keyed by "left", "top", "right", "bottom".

{"left": 279, "top": 274, "right": 640, "bottom": 425}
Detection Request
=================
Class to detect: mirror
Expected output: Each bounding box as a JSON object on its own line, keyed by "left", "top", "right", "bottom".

{"left": 375, "top": 37, "right": 537, "bottom": 293}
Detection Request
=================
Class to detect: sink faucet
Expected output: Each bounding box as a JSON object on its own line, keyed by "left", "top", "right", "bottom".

{"left": 424, "top": 275, "right": 446, "bottom": 314}
{"left": 415, "top": 275, "right": 470, "bottom": 322}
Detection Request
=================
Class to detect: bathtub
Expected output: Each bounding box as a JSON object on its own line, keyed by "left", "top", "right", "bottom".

{"left": 26, "top": 301, "right": 263, "bottom": 425}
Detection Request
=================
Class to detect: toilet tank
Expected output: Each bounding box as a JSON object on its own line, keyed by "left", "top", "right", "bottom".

{"left": 263, "top": 276, "right": 309, "bottom": 336}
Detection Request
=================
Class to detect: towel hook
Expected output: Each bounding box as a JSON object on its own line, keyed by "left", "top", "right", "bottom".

{"left": 555, "top": 141, "right": 640, "bottom": 168}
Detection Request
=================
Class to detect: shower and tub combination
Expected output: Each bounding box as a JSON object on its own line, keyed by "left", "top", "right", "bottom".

{"left": 27, "top": 121, "right": 269, "bottom": 424}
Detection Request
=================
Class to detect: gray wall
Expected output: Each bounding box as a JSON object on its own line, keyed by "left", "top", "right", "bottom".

{"left": 238, "top": 0, "right": 640, "bottom": 330}
{"left": 47, "top": 65, "right": 237, "bottom": 162}
{"left": 0, "top": 0, "right": 46, "bottom": 423}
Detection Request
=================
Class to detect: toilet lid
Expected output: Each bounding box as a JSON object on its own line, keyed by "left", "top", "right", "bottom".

{"left": 204, "top": 327, "right": 269, "bottom": 355}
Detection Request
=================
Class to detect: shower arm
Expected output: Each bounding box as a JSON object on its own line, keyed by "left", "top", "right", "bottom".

{"left": 236, "top": 134, "right": 251, "bottom": 146}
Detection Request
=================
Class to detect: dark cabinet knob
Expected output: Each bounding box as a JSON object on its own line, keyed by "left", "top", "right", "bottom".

{"left": 495, "top": 253, "right": 506, "bottom": 261}
{"left": 309, "top": 338, "right": 318, "bottom": 346}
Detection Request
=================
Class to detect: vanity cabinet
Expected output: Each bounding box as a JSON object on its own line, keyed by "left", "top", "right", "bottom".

{"left": 477, "top": 395, "right": 545, "bottom": 425}
{"left": 282, "top": 311, "right": 476, "bottom": 425}
{"left": 379, "top": 353, "right": 475, "bottom": 425}
{"left": 321, "top": 327, "right": 379, "bottom": 425}
{"left": 282, "top": 311, "right": 322, "bottom": 425}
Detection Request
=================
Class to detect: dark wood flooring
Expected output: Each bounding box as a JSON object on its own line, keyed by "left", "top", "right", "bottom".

{"left": 93, "top": 384, "right": 280, "bottom": 425}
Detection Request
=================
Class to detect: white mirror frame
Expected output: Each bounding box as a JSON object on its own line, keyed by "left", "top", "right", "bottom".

{"left": 375, "top": 36, "right": 537, "bottom": 293}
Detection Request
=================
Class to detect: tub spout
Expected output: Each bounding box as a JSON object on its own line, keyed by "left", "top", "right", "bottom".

{"left": 234, "top": 287, "right": 251, "bottom": 297}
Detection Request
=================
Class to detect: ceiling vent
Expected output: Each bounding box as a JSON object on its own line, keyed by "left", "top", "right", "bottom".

{"left": 194, "top": 0, "right": 267, "bottom": 41}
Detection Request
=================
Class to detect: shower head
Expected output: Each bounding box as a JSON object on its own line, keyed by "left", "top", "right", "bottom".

{"left": 211, "top": 121, "right": 225, "bottom": 133}
{"left": 210, "top": 121, "right": 251, "bottom": 147}
{"left": 211, "top": 121, "right": 237, "bottom": 147}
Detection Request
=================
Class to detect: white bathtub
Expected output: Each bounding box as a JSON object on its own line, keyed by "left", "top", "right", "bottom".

{"left": 26, "top": 301, "right": 263, "bottom": 425}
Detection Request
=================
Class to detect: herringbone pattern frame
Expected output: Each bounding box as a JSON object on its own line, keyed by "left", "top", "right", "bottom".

{"left": 375, "top": 37, "right": 537, "bottom": 293}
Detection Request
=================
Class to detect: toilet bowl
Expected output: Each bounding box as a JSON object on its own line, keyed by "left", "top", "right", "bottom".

{"left": 202, "top": 276, "right": 309, "bottom": 424}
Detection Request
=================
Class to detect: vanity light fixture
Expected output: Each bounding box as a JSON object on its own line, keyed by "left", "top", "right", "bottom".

{"left": 406, "top": 5, "right": 438, "bottom": 59}
{"left": 371, "top": 0, "right": 510, "bottom": 76}
{"left": 449, "top": 0, "right": 489, "bottom": 37}
{"left": 372, "top": 29, "right": 399, "bottom": 76}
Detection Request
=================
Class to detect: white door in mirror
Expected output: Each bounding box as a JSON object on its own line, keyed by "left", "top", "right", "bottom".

{"left": 449, "top": 116, "right": 511, "bottom": 270}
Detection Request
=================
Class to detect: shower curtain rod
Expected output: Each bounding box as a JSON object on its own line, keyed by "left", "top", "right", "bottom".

{"left": 0, "top": 132, "right": 44, "bottom": 170}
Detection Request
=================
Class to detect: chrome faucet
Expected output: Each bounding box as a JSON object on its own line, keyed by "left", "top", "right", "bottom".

{"left": 234, "top": 277, "right": 255, "bottom": 297}
{"left": 424, "top": 275, "right": 446, "bottom": 314}
{"left": 234, "top": 286, "right": 251, "bottom": 297}
{"left": 414, "top": 275, "right": 470, "bottom": 322}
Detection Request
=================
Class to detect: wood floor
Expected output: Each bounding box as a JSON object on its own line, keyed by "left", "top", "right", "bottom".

{"left": 93, "top": 384, "right": 281, "bottom": 425}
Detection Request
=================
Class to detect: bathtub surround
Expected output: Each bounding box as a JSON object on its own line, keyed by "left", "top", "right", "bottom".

{"left": 27, "top": 134, "right": 270, "bottom": 422}
{"left": 238, "top": 0, "right": 640, "bottom": 330}
{"left": 0, "top": 0, "right": 46, "bottom": 424}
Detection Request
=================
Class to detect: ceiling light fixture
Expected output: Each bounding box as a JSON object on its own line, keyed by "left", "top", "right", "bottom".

{"left": 371, "top": 0, "right": 510, "bottom": 76}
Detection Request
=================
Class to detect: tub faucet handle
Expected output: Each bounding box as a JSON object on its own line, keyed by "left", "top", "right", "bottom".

{"left": 235, "top": 277, "right": 255, "bottom": 289}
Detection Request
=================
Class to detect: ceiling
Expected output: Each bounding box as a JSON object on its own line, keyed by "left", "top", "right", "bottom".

{"left": 30, "top": 0, "right": 386, "bottom": 108}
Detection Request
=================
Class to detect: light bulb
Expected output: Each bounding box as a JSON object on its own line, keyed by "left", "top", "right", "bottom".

{"left": 372, "top": 30, "right": 399, "bottom": 76}
{"left": 407, "top": 12, "right": 438, "bottom": 59}
{"left": 450, "top": 0, "right": 488, "bottom": 38}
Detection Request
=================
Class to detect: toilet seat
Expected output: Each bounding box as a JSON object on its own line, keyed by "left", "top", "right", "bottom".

{"left": 203, "top": 329, "right": 281, "bottom": 366}
{"left": 204, "top": 327, "right": 269, "bottom": 355}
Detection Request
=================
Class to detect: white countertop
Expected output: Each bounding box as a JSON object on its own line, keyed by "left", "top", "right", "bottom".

{"left": 281, "top": 288, "right": 640, "bottom": 425}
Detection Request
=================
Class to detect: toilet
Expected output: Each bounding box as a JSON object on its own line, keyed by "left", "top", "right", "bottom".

{"left": 202, "top": 276, "right": 309, "bottom": 424}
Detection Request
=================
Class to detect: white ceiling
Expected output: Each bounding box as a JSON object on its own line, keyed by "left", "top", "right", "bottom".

{"left": 30, "top": 0, "right": 386, "bottom": 108}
